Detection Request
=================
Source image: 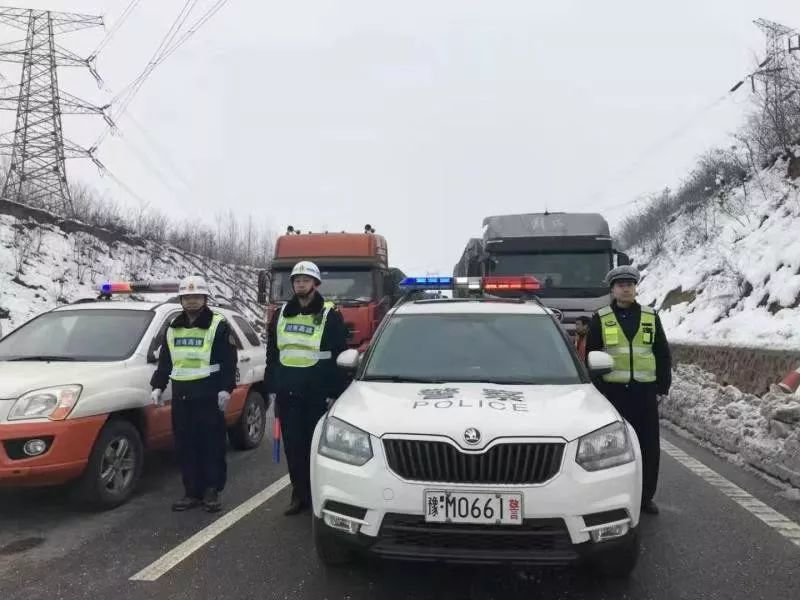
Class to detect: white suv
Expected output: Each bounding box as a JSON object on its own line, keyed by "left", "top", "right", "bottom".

{"left": 310, "top": 276, "right": 642, "bottom": 577}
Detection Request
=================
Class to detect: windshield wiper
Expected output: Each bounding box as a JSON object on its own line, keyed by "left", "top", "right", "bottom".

{"left": 3, "top": 355, "right": 79, "bottom": 362}
{"left": 362, "top": 375, "right": 447, "bottom": 383}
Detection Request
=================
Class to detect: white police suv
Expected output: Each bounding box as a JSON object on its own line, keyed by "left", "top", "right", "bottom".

{"left": 310, "top": 276, "right": 643, "bottom": 576}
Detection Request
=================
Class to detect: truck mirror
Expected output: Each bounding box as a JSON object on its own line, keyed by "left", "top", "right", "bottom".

{"left": 257, "top": 271, "right": 268, "bottom": 304}
{"left": 616, "top": 252, "right": 631, "bottom": 266}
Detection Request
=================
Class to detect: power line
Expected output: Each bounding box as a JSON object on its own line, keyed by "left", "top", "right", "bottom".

{"left": 89, "top": 0, "right": 144, "bottom": 60}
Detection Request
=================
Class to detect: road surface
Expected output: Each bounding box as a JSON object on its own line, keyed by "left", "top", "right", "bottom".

{"left": 1, "top": 420, "right": 798, "bottom": 600}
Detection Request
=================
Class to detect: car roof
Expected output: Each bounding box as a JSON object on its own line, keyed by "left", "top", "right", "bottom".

{"left": 50, "top": 301, "right": 243, "bottom": 319}
{"left": 392, "top": 298, "right": 552, "bottom": 316}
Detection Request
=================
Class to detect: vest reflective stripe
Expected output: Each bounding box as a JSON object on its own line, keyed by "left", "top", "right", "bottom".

{"left": 167, "top": 312, "right": 224, "bottom": 382}
{"left": 277, "top": 301, "right": 335, "bottom": 368}
{"left": 599, "top": 304, "right": 657, "bottom": 384}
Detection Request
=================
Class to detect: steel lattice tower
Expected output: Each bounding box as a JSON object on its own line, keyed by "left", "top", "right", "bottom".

{"left": 0, "top": 6, "right": 108, "bottom": 214}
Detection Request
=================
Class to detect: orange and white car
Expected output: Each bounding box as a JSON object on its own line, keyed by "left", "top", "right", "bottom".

{"left": 0, "top": 282, "right": 268, "bottom": 509}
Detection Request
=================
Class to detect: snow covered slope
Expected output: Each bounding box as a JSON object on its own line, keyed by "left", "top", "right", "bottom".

{"left": 0, "top": 202, "right": 266, "bottom": 336}
{"left": 631, "top": 151, "right": 800, "bottom": 350}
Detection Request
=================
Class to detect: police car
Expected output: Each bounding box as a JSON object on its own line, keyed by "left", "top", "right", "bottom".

{"left": 0, "top": 281, "right": 268, "bottom": 509}
{"left": 310, "top": 276, "right": 642, "bottom": 576}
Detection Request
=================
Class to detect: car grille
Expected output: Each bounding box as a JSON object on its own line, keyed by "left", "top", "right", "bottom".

{"left": 372, "top": 514, "right": 577, "bottom": 564}
{"left": 383, "top": 439, "right": 564, "bottom": 484}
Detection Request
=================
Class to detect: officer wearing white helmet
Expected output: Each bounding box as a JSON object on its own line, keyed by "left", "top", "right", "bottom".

{"left": 264, "top": 261, "right": 348, "bottom": 515}
{"left": 150, "top": 275, "right": 238, "bottom": 513}
{"left": 584, "top": 265, "right": 672, "bottom": 515}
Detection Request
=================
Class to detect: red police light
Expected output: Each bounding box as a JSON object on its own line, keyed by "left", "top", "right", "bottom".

{"left": 482, "top": 276, "right": 541, "bottom": 292}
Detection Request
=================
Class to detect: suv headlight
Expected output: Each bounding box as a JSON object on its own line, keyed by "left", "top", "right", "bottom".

{"left": 8, "top": 385, "right": 83, "bottom": 421}
{"left": 576, "top": 421, "right": 634, "bottom": 471}
{"left": 318, "top": 417, "right": 373, "bottom": 466}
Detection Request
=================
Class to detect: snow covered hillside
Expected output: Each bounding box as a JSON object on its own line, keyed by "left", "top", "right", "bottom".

{"left": 0, "top": 202, "right": 266, "bottom": 336}
{"left": 631, "top": 150, "right": 800, "bottom": 350}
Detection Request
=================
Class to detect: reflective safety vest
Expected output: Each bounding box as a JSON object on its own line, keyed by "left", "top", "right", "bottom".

{"left": 277, "top": 301, "right": 335, "bottom": 368}
{"left": 166, "top": 312, "right": 225, "bottom": 381}
{"left": 598, "top": 304, "right": 657, "bottom": 384}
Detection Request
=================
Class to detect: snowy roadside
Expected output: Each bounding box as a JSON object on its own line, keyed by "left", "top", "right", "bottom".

{"left": 660, "top": 363, "right": 800, "bottom": 489}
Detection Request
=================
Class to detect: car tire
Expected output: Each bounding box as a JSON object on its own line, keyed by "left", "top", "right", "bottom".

{"left": 590, "top": 529, "right": 640, "bottom": 578}
{"left": 313, "top": 516, "right": 354, "bottom": 567}
{"left": 229, "top": 390, "right": 266, "bottom": 450}
{"left": 73, "top": 418, "right": 144, "bottom": 510}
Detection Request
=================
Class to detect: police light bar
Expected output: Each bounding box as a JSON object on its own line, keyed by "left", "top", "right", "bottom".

{"left": 398, "top": 276, "right": 540, "bottom": 292}
{"left": 96, "top": 280, "right": 181, "bottom": 295}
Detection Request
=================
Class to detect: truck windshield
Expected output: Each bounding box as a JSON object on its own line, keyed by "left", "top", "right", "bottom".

{"left": 0, "top": 309, "right": 155, "bottom": 362}
{"left": 270, "top": 269, "right": 374, "bottom": 303}
{"left": 489, "top": 252, "right": 611, "bottom": 295}
{"left": 362, "top": 313, "right": 581, "bottom": 385}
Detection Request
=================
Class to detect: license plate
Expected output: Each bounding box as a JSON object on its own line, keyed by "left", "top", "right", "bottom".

{"left": 423, "top": 490, "right": 523, "bottom": 525}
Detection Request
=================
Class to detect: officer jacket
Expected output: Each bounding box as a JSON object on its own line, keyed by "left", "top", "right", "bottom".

{"left": 264, "top": 292, "right": 349, "bottom": 400}
{"left": 150, "top": 306, "right": 238, "bottom": 398}
{"left": 584, "top": 300, "right": 672, "bottom": 396}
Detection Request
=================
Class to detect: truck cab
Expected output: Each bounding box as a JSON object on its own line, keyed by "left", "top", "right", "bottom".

{"left": 454, "top": 213, "right": 630, "bottom": 335}
{"left": 258, "top": 228, "right": 405, "bottom": 351}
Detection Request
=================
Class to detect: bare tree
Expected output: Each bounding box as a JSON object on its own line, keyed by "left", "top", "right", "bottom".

{"left": 11, "top": 221, "right": 33, "bottom": 280}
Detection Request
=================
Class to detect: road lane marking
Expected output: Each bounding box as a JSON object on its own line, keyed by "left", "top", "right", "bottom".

{"left": 661, "top": 440, "right": 800, "bottom": 549}
{"left": 130, "top": 474, "right": 291, "bottom": 582}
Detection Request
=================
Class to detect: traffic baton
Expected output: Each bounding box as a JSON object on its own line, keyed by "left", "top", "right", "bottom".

{"left": 272, "top": 417, "right": 281, "bottom": 463}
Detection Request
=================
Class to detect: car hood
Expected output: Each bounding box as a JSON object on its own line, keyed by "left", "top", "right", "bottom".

{"left": 330, "top": 381, "right": 620, "bottom": 446}
{"left": 0, "top": 362, "right": 114, "bottom": 399}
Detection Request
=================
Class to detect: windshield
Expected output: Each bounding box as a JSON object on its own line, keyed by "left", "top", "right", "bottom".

{"left": 363, "top": 313, "right": 581, "bottom": 384}
{"left": 488, "top": 252, "right": 611, "bottom": 297}
{"left": 0, "top": 309, "right": 155, "bottom": 362}
{"left": 270, "top": 269, "right": 375, "bottom": 303}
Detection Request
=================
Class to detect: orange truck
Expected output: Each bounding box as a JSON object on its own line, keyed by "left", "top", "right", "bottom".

{"left": 257, "top": 226, "right": 405, "bottom": 351}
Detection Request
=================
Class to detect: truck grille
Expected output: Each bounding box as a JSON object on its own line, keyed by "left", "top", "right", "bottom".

{"left": 383, "top": 439, "right": 563, "bottom": 485}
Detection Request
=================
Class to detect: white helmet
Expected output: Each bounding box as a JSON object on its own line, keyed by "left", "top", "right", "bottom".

{"left": 178, "top": 275, "right": 211, "bottom": 297}
{"left": 290, "top": 261, "right": 321, "bottom": 284}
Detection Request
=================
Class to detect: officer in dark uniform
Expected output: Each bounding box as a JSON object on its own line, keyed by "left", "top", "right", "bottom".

{"left": 264, "top": 261, "right": 348, "bottom": 515}
{"left": 584, "top": 265, "right": 671, "bottom": 515}
{"left": 151, "top": 275, "right": 238, "bottom": 513}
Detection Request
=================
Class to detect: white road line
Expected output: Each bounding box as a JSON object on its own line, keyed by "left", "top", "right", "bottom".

{"left": 661, "top": 440, "right": 800, "bottom": 549}
{"left": 130, "top": 474, "right": 291, "bottom": 582}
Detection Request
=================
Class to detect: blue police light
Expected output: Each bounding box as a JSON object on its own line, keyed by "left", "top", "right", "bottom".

{"left": 399, "top": 276, "right": 454, "bottom": 290}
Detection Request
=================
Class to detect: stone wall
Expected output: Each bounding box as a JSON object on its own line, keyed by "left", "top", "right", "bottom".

{"left": 671, "top": 343, "right": 800, "bottom": 396}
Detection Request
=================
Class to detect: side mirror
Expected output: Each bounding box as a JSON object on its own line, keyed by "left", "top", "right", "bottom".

{"left": 336, "top": 348, "right": 360, "bottom": 370}
{"left": 616, "top": 252, "right": 631, "bottom": 266}
{"left": 587, "top": 351, "right": 614, "bottom": 376}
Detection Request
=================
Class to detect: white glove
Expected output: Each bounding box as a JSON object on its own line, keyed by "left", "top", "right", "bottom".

{"left": 268, "top": 393, "right": 277, "bottom": 404}
{"left": 151, "top": 389, "right": 165, "bottom": 407}
{"left": 218, "top": 391, "right": 231, "bottom": 412}
{"left": 326, "top": 397, "right": 335, "bottom": 409}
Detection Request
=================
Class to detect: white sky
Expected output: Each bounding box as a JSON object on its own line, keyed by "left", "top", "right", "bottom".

{"left": 2, "top": 0, "right": 799, "bottom": 276}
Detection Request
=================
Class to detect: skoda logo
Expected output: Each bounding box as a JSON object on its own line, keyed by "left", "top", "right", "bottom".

{"left": 463, "top": 427, "right": 481, "bottom": 445}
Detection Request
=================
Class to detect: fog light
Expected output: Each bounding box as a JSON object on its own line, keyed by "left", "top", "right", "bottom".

{"left": 323, "top": 512, "right": 361, "bottom": 535}
{"left": 590, "top": 522, "right": 630, "bottom": 542}
{"left": 23, "top": 439, "right": 47, "bottom": 457}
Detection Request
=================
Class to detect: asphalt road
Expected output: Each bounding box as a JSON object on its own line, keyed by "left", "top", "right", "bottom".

{"left": 1, "top": 422, "right": 799, "bottom": 600}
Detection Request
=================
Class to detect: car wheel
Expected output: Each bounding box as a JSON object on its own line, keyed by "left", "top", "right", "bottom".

{"left": 229, "top": 390, "right": 266, "bottom": 450}
{"left": 73, "top": 418, "right": 144, "bottom": 510}
{"left": 590, "top": 529, "right": 640, "bottom": 578}
{"left": 313, "top": 515, "right": 354, "bottom": 567}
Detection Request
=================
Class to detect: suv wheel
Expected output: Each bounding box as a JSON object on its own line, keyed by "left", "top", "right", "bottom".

{"left": 229, "top": 390, "right": 266, "bottom": 450}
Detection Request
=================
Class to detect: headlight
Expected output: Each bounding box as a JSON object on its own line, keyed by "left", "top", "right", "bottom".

{"left": 576, "top": 421, "right": 634, "bottom": 472}
{"left": 8, "top": 385, "right": 83, "bottom": 421}
{"left": 318, "top": 417, "right": 373, "bottom": 466}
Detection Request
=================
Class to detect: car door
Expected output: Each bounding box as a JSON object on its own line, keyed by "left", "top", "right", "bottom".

{"left": 144, "top": 308, "right": 182, "bottom": 446}
{"left": 228, "top": 313, "right": 266, "bottom": 386}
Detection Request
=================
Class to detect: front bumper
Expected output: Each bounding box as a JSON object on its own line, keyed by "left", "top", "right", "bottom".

{"left": 0, "top": 415, "right": 107, "bottom": 486}
{"left": 311, "top": 426, "right": 642, "bottom": 566}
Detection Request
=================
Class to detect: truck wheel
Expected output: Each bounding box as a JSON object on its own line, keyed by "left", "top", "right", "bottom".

{"left": 313, "top": 516, "right": 354, "bottom": 567}
{"left": 73, "top": 419, "right": 144, "bottom": 510}
{"left": 590, "top": 529, "right": 640, "bottom": 578}
{"left": 229, "top": 390, "right": 266, "bottom": 450}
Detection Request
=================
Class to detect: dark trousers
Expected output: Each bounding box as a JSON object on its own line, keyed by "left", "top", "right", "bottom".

{"left": 599, "top": 382, "right": 660, "bottom": 504}
{"left": 277, "top": 393, "right": 327, "bottom": 505}
{"left": 171, "top": 394, "right": 227, "bottom": 498}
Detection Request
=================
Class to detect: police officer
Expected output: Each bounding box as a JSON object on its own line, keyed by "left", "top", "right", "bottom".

{"left": 150, "top": 275, "right": 238, "bottom": 513}
{"left": 264, "top": 261, "right": 348, "bottom": 516}
{"left": 584, "top": 265, "right": 671, "bottom": 515}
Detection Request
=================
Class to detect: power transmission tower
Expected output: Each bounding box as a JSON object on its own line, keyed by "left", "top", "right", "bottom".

{"left": 0, "top": 6, "right": 111, "bottom": 215}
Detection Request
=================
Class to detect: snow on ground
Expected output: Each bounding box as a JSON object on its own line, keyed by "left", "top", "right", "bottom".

{"left": 633, "top": 152, "right": 800, "bottom": 350}
{"left": 0, "top": 213, "right": 266, "bottom": 336}
{"left": 661, "top": 363, "right": 800, "bottom": 488}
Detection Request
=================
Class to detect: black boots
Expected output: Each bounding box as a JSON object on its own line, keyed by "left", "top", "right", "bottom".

{"left": 172, "top": 496, "right": 201, "bottom": 511}
{"left": 203, "top": 488, "right": 222, "bottom": 513}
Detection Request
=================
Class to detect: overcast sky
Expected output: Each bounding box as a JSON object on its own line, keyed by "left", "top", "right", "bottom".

{"left": 2, "top": 0, "right": 799, "bottom": 276}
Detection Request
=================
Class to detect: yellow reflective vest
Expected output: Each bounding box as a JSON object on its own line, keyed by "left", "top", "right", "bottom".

{"left": 166, "top": 312, "right": 225, "bottom": 381}
{"left": 277, "top": 301, "right": 335, "bottom": 368}
{"left": 598, "top": 304, "right": 657, "bottom": 384}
